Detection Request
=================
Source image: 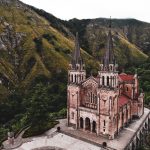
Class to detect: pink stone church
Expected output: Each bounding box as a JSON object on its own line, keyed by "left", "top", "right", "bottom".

{"left": 67, "top": 23, "right": 144, "bottom": 139}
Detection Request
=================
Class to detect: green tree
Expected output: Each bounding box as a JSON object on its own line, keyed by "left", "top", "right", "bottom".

{"left": 26, "top": 83, "right": 50, "bottom": 129}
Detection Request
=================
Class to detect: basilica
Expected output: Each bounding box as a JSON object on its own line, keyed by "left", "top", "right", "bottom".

{"left": 67, "top": 23, "right": 144, "bottom": 139}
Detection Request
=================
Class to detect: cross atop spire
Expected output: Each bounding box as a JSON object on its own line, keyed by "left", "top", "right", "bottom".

{"left": 71, "top": 32, "right": 83, "bottom": 70}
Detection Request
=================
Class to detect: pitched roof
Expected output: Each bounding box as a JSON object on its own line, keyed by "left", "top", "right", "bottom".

{"left": 119, "top": 74, "right": 134, "bottom": 82}
{"left": 119, "top": 95, "right": 130, "bottom": 107}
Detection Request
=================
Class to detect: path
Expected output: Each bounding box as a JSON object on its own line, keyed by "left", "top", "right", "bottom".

{"left": 2, "top": 127, "right": 30, "bottom": 149}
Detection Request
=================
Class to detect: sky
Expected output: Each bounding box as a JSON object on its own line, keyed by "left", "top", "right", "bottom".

{"left": 21, "top": 0, "right": 150, "bottom": 23}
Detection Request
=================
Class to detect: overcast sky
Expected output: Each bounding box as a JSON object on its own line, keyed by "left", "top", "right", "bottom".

{"left": 21, "top": 0, "right": 150, "bottom": 23}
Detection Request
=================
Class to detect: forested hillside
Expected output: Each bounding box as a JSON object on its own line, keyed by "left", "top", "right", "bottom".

{"left": 0, "top": 0, "right": 149, "bottom": 146}
{"left": 0, "top": 0, "right": 96, "bottom": 143}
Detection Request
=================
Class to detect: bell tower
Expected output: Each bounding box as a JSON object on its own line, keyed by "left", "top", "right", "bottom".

{"left": 98, "top": 18, "right": 119, "bottom": 139}
{"left": 67, "top": 33, "right": 86, "bottom": 128}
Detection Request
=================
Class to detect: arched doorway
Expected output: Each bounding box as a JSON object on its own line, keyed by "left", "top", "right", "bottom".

{"left": 80, "top": 117, "right": 83, "bottom": 129}
{"left": 92, "top": 121, "right": 96, "bottom": 133}
{"left": 85, "top": 117, "right": 90, "bottom": 131}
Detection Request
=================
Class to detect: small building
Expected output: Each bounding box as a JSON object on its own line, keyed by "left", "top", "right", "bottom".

{"left": 67, "top": 23, "right": 144, "bottom": 140}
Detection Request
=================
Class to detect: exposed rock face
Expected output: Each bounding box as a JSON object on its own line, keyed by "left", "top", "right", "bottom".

{"left": 0, "top": 0, "right": 18, "bottom": 5}
{"left": 0, "top": 38, "right": 6, "bottom": 50}
{"left": 0, "top": 18, "right": 26, "bottom": 69}
{"left": 66, "top": 18, "right": 150, "bottom": 56}
{"left": 0, "top": 0, "right": 27, "bottom": 9}
{"left": 0, "top": 25, "right": 26, "bottom": 51}
{"left": 0, "top": 0, "right": 148, "bottom": 92}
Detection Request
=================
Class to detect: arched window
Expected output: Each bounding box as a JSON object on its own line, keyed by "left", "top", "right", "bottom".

{"left": 76, "top": 74, "right": 78, "bottom": 83}
{"left": 90, "top": 92, "right": 92, "bottom": 103}
{"left": 110, "top": 76, "right": 112, "bottom": 87}
{"left": 114, "top": 76, "right": 116, "bottom": 87}
{"left": 82, "top": 75, "right": 83, "bottom": 81}
{"left": 71, "top": 74, "right": 73, "bottom": 82}
{"left": 109, "top": 96, "right": 112, "bottom": 107}
{"left": 107, "top": 76, "right": 109, "bottom": 86}
{"left": 126, "top": 87, "right": 128, "bottom": 91}
{"left": 75, "top": 74, "right": 76, "bottom": 82}
{"left": 83, "top": 65, "right": 85, "bottom": 69}
{"left": 104, "top": 120, "right": 106, "bottom": 127}
{"left": 102, "top": 76, "right": 105, "bottom": 86}
{"left": 93, "top": 94, "right": 95, "bottom": 103}
{"left": 95, "top": 96, "right": 97, "bottom": 104}
{"left": 113, "top": 98, "right": 115, "bottom": 106}
{"left": 112, "top": 76, "right": 114, "bottom": 87}
{"left": 87, "top": 93, "right": 90, "bottom": 102}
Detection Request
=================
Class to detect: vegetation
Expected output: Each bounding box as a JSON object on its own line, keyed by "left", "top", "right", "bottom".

{"left": 23, "top": 121, "right": 58, "bottom": 138}
{"left": 125, "top": 58, "right": 150, "bottom": 107}
{"left": 0, "top": 0, "right": 149, "bottom": 148}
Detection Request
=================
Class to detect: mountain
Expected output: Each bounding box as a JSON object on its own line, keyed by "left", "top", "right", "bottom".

{"left": 66, "top": 18, "right": 150, "bottom": 55}
{"left": 0, "top": 0, "right": 96, "bottom": 97}
{"left": 0, "top": 0, "right": 149, "bottom": 145}
{"left": 0, "top": 1, "right": 98, "bottom": 140}
{"left": 30, "top": 7, "right": 149, "bottom": 66}
{"left": 0, "top": 0, "right": 149, "bottom": 97}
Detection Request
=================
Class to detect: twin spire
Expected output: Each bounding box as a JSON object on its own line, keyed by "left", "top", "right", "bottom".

{"left": 71, "top": 17, "right": 115, "bottom": 70}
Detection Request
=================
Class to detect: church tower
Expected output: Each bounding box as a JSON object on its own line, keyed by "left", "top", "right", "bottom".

{"left": 68, "top": 33, "right": 86, "bottom": 84}
{"left": 67, "top": 33, "right": 86, "bottom": 128}
{"left": 98, "top": 18, "right": 119, "bottom": 139}
{"left": 99, "top": 18, "right": 118, "bottom": 88}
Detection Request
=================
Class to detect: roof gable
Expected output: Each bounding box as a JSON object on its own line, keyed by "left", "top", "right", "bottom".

{"left": 82, "top": 76, "right": 98, "bottom": 88}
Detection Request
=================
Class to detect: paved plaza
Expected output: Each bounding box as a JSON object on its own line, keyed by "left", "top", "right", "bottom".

{"left": 5, "top": 108, "right": 149, "bottom": 150}
{"left": 14, "top": 133, "right": 101, "bottom": 150}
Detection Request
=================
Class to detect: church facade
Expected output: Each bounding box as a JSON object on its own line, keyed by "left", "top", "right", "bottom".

{"left": 67, "top": 25, "right": 144, "bottom": 140}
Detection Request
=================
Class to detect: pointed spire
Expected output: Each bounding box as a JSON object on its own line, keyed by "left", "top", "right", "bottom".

{"left": 103, "top": 17, "right": 115, "bottom": 68}
{"left": 74, "top": 32, "right": 81, "bottom": 63}
{"left": 71, "top": 32, "right": 83, "bottom": 69}
{"left": 109, "top": 16, "right": 111, "bottom": 28}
